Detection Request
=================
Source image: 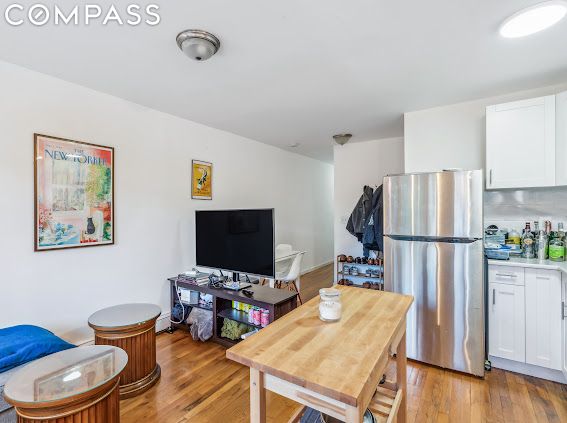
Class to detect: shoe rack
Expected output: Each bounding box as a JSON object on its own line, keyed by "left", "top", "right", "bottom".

{"left": 336, "top": 254, "right": 384, "bottom": 290}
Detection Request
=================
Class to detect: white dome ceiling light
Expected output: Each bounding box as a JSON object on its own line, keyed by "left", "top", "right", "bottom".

{"left": 499, "top": 1, "right": 567, "bottom": 38}
{"left": 176, "top": 30, "right": 220, "bottom": 61}
{"left": 333, "top": 134, "right": 352, "bottom": 146}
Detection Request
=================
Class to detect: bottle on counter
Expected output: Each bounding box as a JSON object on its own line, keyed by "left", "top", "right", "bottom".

{"left": 521, "top": 222, "right": 535, "bottom": 259}
{"left": 534, "top": 221, "right": 548, "bottom": 260}
{"left": 549, "top": 222, "right": 566, "bottom": 261}
{"left": 545, "top": 220, "right": 552, "bottom": 235}
{"left": 558, "top": 222, "right": 566, "bottom": 241}
{"left": 508, "top": 228, "right": 521, "bottom": 246}
{"left": 533, "top": 221, "right": 540, "bottom": 254}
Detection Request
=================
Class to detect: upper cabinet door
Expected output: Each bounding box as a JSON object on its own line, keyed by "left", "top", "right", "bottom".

{"left": 556, "top": 91, "right": 567, "bottom": 186}
{"left": 486, "top": 95, "right": 556, "bottom": 189}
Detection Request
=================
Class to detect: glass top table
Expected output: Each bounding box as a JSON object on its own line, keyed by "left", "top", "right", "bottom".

{"left": 88, "top": 303, "right": 161, "bottom": 329}
{"left": 4, "top": 345, "right": 128, "bottom": 405}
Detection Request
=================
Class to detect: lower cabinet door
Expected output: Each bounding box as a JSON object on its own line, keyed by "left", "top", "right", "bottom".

{"left": 489, "top": 282, "right": 526, "bottom": 362}
{"left": 525, "top": 269, "right": 562, "bottom": 370}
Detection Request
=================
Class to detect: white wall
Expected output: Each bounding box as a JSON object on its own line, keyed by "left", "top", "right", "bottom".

{"left": 0, "top": 61, "right": 334, "bottom": 344}
{"left": 404, "top": 82, "right": 567, "bottom": 173}
{"left": 333, "top": 137, "right": 404, "bottom": 279}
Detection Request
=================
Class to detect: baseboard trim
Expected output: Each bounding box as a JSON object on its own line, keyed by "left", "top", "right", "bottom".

{"left": 76, "top": 338, "right": 95, "bottom": 347}
{"left": 75, "top": 312, "right": 172, "bottom": 347}
{"left": 489, "top": 355, "right": 566, "bottom": 384}
{"left": 156, "top": 313, "right": 172, "bottom": 332}
{"left": 301, "top": 260, "right": 333, "bottom": 276}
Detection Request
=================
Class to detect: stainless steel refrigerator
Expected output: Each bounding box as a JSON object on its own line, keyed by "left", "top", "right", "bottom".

{"left": 383, "top": 169, "right": 485, "bottom": 376}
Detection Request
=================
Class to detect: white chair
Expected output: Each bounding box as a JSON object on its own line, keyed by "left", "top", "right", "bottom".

{"left": 275, "top": 252, "right": 305, "bottom": 304}
{"left": 261, "top": 245, "right": 294, "bottom": 288}
{"left": 275, "top": 244, "right": 293, "bottom": 258}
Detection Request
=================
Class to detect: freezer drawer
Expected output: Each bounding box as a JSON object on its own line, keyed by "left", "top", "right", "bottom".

{"left": 383, "top": 170, "right": 483, "bottom": 239}
{"left": 384, "top": 236, "right": 485, "bottom": 376}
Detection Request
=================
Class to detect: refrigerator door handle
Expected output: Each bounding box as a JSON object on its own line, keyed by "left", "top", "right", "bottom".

{"left": 492, "top": 288, "right": 496, "bottom": 306}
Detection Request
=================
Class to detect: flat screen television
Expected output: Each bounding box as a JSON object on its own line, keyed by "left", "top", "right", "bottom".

{"left": 195, "top": 209, "right": 275, "bottom": 278}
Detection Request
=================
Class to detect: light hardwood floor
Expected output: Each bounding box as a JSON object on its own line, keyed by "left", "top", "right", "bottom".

{"left": 121, "top": 264, "right": 567, "bottom": 423}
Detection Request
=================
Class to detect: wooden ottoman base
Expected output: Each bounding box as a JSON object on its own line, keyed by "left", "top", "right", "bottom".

{"left": 119, "top": 363, "right": 161, "bottom": 399}
{"left": 13, "top": 377, "right": 120, "bottom": 423}
{"left": 92, "top": 319, "right": 161, "bottom": 399}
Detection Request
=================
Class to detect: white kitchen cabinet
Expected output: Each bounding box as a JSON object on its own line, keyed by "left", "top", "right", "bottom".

{"left": 489, "top": 282, "right": 525, "bottom": 362}
{"left": 556, "top": 91, "right": 567, "bottom": 186}
{"left": 486, "top": 95, "right": 556, "bottom": 189}
{"left": 525, "top": 269, "right": 562, "bottom": 370}
{"left": 488, "top": 265, "right": 525, "bottom": 285}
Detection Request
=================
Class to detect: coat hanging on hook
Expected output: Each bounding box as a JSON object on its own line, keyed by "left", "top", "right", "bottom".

{"left": 362, "top": 185, "right": 384, "bottom": 254}
{"left": 346, "top": 186, "right": 374, "bottom": 243}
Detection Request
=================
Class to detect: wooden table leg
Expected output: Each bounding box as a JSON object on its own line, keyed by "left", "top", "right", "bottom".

{"left": 250, "top": 368, "right": 266, "bottom": 423}
{"left": 345, "top": 405, "right": 362, "bottom": 423}
{"left": 396, "top": 333, "right": 407, "bottom": 423}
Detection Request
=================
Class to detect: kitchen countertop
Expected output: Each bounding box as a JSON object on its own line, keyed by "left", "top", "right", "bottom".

{"left": 488, "top": 256, "right": 567, "bottom": 274}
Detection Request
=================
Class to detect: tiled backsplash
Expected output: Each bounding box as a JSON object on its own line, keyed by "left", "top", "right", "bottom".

{"left": 484, "top": 186, "right": 567, "bottom": 231}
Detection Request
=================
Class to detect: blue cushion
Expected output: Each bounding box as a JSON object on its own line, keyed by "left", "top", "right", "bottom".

{"left": 0, "top": 325, "right": 75, "bottom": 373}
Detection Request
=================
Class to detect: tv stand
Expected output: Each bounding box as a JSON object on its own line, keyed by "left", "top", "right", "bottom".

{"left": 168, "top": 277, "right": 298, "bottom": 347}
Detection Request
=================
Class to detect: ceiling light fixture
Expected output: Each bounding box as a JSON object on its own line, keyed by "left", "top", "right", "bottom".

{"left": 333, "top": 134, "right": 352, "bottom": 146}
{"left": 289, "top": 142, "right": 300, "bottom": 148}
{"left": 499, "top": 1, "right": 567, "bottom": 38}
{"left": 176, "top": 29, "right": 220, "bottom": 61}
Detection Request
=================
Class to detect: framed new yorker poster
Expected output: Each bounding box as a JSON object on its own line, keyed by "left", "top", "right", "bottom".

{"left": 191, "top": 160, "right": 212, "bottom": 200}
{"left": 34, "top": 134, "right": 114, "bottom": 251}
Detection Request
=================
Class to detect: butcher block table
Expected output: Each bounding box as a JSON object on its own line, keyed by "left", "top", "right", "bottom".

{"left": 226, "top": 285, "right": 413, "bottom": 423}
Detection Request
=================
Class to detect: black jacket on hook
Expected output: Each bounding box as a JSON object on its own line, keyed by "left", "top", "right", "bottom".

{"left": 362, "top": 185, "right": 384, "bottom": 254}
{"left": 346, "top": 185, "right": 374, "bottom": 242}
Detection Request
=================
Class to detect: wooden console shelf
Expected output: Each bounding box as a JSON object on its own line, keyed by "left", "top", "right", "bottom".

{"left": 168, "top": 277, "right": 298, "bottom": 347}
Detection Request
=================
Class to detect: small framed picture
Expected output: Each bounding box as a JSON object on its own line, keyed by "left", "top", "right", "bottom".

{"left": 191, "top": 160, "right": 212, "bottom": 200}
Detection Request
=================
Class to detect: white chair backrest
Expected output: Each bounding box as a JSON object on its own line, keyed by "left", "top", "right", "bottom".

{"left": 281, "top": 252, "right": 304, "bottom": 282}
{"left": 275, "top": 244, "right": 293, "bottom": 257}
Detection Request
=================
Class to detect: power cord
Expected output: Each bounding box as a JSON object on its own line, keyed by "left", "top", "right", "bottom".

{"left": 169, "top": 276, "right": 188, "bottom": 324}
{"left": 208, "top": 273, "right": 226, "bottom": 289}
